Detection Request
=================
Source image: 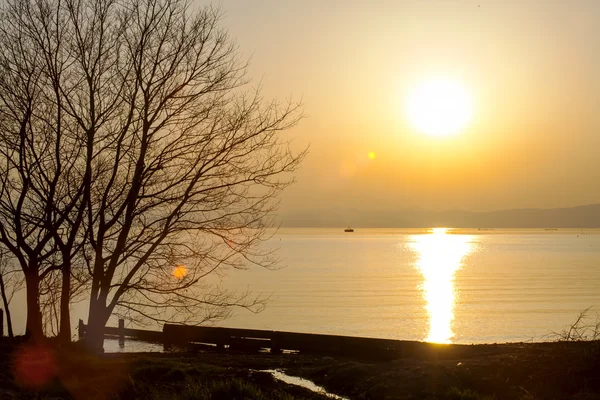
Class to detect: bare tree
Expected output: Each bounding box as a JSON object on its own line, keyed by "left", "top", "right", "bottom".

{"left": 68, "top": 0, "right": 305, "bottom": 351}
{"left": 0, "top": 248, "right": 24, "bottom": 337}
{"left": 1, "top": 0, "right": 304, "bottom": 349}
{"left": 0, "top": 0, "right": 88, "bottom": 340}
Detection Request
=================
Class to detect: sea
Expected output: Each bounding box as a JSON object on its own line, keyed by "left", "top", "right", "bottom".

{"left": 220, "top": 228, "right": 600, "bottom": 344}
{"left": 8, "top": 228, "right": 600, "bottom": 351}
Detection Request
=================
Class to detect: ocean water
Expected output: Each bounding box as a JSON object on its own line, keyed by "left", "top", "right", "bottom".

{"left": 220, "top": 228, "right": 600, "bottom": 344}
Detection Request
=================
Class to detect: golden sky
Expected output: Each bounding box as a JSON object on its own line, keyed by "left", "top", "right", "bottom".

{"left": 215, "top": 0, "right": 600, "bottom": 218}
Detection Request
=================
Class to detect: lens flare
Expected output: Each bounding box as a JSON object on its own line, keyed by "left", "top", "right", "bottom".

{"left": 13, "top": 344, "right": 58, "bottom": 389}
{"left": 172, "top": 265, "right": 188, "bottom": 280}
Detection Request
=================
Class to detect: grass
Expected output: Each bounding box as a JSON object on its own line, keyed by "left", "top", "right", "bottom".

{"left": 446, "top": 387, "right": 495, "bottom": 400}
{"left": 2, "top": 322, "right": 600, "bottom": 400}
{"left": 285, "top": 341, "right": 600, "bottom": 400}
{"left": 127, "top": 378, "right": 300, "bottom": 400}
{"left": 1, "top": 339, "right": 331, "bottom": 399}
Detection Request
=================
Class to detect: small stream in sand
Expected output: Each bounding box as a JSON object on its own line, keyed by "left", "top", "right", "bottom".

{"left": 103, "top": 341, "right": 348, "bottom": 399}
{"left": 259, "top": 369, "right": 348, "bottom": 400}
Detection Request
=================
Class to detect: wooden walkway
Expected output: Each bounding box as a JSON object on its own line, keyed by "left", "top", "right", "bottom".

{"left": 78, "top": 319, "right": 163, "bottom": 343}
{"left": 78, "top": 319, "right": 484, "bottom": 359}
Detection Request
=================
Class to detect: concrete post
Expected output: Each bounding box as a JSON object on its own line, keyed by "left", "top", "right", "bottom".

{"left": 78, "top": 319, "right": 84, "bottom": 340}
{"left": 118, "top": 319, "right": 125, "bottom": 348}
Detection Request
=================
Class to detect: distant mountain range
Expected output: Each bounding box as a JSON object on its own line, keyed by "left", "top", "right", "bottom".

{"left": 279, "top": 203, "right": 600, "bottom": 228}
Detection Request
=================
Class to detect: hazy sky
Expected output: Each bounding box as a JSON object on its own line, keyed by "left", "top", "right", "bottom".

{"left": 209, "top": 0, "right": 600, "bottom": 219}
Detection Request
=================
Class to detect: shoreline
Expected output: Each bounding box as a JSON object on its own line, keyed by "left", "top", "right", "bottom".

{"left": 3, "top": 337, "right": 600, "bottom": 399}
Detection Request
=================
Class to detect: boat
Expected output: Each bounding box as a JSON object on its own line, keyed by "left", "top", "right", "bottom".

{"left": 344, "top": 227, "right": 354, "bottom": 232}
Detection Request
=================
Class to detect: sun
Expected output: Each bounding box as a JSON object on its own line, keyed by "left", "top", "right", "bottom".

{"left": 405, "top": 79, "right": 474, "bottom": 137}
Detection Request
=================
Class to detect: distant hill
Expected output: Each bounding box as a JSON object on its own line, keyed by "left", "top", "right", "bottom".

{"left": 279, "top": 203, "right": 600, "bottom": 228}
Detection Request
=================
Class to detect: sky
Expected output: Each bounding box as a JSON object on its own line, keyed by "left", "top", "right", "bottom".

{"left": 209, "top": 0, "right": 600, "bottom": 222}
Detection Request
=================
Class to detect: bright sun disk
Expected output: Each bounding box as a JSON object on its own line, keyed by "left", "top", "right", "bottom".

{"left": 405, "top": 79, "right": 473, "bottom": 137}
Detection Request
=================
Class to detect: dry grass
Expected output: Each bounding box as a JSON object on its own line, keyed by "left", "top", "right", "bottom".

{"left": 549, "top": 307, "right": 600, "bottom": 342}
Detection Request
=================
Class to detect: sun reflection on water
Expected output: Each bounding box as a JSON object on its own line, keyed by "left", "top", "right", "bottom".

{"left": 410, "top": 228, "right": 474, "bottom": 343}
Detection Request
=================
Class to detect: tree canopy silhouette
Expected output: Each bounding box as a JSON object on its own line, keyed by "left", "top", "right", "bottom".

{"left": 0, "top": 0, "right": 304, "bottom": 349}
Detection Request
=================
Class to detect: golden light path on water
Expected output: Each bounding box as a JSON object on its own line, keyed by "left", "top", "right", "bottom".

{"left": 410, "top": 228, "right": 475, "bottom": 343}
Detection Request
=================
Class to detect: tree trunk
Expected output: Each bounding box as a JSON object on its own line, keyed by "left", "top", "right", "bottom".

{"left": 0, "top": 273, "right": 14, "bottom": 337}
{"left": 58, "top": 264, "right": 71, "bottom": 342}
{"left": 84, "top": 299, "right": 108, "bottom": 352}
{"left": 24, "top": 271, "right": 43, "bottom": 340}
